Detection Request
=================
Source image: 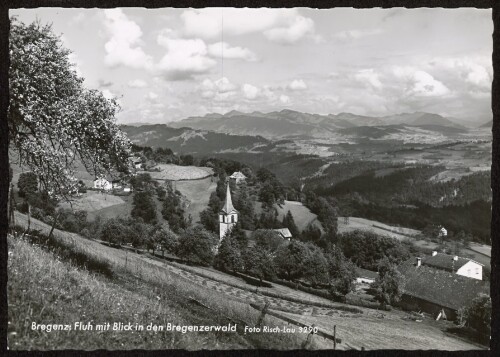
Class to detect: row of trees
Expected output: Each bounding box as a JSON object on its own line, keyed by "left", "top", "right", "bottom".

{"left": 215, "top": 224, "right": 358, "bottom": 300}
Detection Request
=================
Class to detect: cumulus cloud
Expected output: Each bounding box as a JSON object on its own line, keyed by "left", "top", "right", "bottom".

{"left": 146, "top": 92, "right": 159, "bottom": 101}
{"left": 199, "top": 77, "right": 238, "bottom": 100}
{"left": 101, "top": 89, "right": 114, "bottom": 100}
{"left": 180, "top": 8, "right": 317, "bottom": 44}
{"left": 103, "top": 9, "right": 153, "bottom": 69}
{"left": 128, "top": 79, "right": 148, "bottom": 88}
{"left": 409, "top": 71, "right": 450, "bottom": 97}
{"left": 393, "top": 67, "right": 450, "bottom": 97}
{"left": 334, "top": 28, "right": 384, "bottom": 40}
{"left": 207, "top": 42, "right": 258, "bottom": 61}
{"left": 264, "top": 15, "right": 315, "bottom": 44}
{"left": 279, "top": 94, "right": 291, "bottom": 104}
{"left": 156, "top": 31, "right": 216, "bottom": 80}
{"left": 354, "top": 69, "right": 383, "bottom": 89}
{"left": 242, "top": 83, "right": 259, "bottom": 100}
{"left": 288, "top": 79, "right": 308, "bottom": 91}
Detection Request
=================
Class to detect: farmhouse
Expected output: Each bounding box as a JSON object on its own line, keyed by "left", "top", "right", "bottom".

{"left": 272, "top": 228, "right": 292, "bottom": 240}
{"left": 398, "top": 257, "right": 489, "bottom": 320}
{"left": 420, "top": 251, "right": 483, "bottom": 280}
{"left": 129, "top": 156, "right": 143, "bottom": 169}
{"left": 229, "top": 171, "right": 247, "bottom": 184}
{"left": 93, "top": 174, "right": 122, "bottom": 191}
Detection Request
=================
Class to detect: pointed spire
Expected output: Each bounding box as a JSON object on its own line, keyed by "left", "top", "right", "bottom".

{"left": 221, "top": 182, "right": 236, "bottom": 214}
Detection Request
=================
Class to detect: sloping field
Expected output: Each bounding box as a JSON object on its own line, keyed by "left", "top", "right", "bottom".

{"left": 11, "top": 211, "right": 485, "bottom": 351}
{"left": 338, "top": 216, "right": 420, "bottom": 240}
{"left": 144, "top": 164, "right": 213, "bottom": 181}
{"left": 277, "top": 311, "right": 483, "bottom": 351}
{"left": 59, "top": 192, "right": 125, "bottom": 212}
{"left": 174, "top": 177, "right": 217, "bottom": 223}
{"left": 253, "top": 200, "right": 324, "bottom": 232}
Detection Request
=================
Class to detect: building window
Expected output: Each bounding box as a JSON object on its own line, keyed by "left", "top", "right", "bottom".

{"left": 231, "top": 215, "right": 235, "bottom": 223}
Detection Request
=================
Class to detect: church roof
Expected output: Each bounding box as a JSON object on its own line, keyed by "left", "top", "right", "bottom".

{"left": 221, "top": 183, "right": 238, "bottom": 214}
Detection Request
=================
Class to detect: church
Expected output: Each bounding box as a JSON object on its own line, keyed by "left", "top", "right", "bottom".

{"left": 219, "top": 183, "right": 292, "bottom": 241}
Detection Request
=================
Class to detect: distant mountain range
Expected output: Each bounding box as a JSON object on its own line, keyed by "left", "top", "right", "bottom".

{"left": 167, "top": 110, "right": 467, "bottom": 139}
{"left": 120, "top": 124, "right": 268, "bottom": 153}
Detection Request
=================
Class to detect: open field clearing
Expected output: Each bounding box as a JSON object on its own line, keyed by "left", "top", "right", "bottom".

{"left": 338, "top": 216, "right": 420, "bottom": 240}
{"left": 59, "top": 192, "right": 125, "bottom": 212}
{"left": 276, "top": 200, "right": 323, "bottom": 232}
{"left": 143, "top": 164, "right": 213, "bottom": 181}
{"left": 174, "top": 177, "right": 216, "bottom": 223}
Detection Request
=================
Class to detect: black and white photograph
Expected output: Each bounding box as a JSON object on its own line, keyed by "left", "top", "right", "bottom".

{"left": 5, "top": 6, "right": 493, "bottom": 351}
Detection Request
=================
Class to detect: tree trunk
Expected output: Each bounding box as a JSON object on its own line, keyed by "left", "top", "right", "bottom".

{"left": 48, "top": 212, "right": 61, "bottom": 240}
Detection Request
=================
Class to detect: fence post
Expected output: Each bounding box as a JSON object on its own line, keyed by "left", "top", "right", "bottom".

{"left": 333, "top": 325, "right": 336, "bottom": 350}
{"left": 257, "top": 301, "right": 270, "bottom": 328}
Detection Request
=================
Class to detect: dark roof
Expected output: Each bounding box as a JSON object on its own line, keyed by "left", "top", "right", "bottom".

{"left": 398, "top": 258, "right": 489, "bottom": 311}
{"left": 422, "top": 253, "right": 477, "bottom": 272}
{"left": 356, "top": 267, "right": 378, "bottom": 280}
{"left": 220, "top": 184, "right": 238, "bottom": 215}
{"left": 273, "top": 228, "right": 292, "bottom": 238}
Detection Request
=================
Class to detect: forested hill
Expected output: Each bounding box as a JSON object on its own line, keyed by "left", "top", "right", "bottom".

{"left": 121, "top": 124, "right": 268, "bottom": 153}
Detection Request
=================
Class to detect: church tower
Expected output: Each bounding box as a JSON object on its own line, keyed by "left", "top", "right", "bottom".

{"left": 219, "top": 183, "right": 238, "bottom": 240}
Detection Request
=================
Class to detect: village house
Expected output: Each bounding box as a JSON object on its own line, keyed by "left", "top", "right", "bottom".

{"left": 272, "top": 228, "right": 292, "bottom": 241}
{"left": 397, "top": 257, "right": 489, "bottom": 320}
{"left": 93, "top": 174, "right": 122, "bottom": 191}
{"left": 420, "top": 251, "right": 483, "bottom": 280}
{"left": 229, "top": 171, "right": 247, "bottom": 184}
{"left": 129, "top": 156, "right": 143, "bottom": 170}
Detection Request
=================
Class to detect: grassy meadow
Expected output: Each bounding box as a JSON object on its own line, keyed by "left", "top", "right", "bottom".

{"left": 7, "top": 212, "right": 331, "bottom": 350}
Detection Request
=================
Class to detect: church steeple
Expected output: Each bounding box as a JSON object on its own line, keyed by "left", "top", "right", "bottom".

{"left": 221, "top": 182, "right": 236, "bottom": 214}
{"left": 219, "top": 182, "right": 238, "bottom": 239}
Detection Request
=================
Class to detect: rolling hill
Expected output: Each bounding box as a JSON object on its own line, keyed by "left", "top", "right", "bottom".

{"left": 121, "top": 124, "right": 268, "bottom": 153}
{"left": 167, "top": 110, "right": 467, "bottom": 139}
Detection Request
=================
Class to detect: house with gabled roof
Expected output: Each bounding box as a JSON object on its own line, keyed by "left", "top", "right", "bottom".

{"left": 398, "top": 257, "right": 489, "bottom": 320}
{"left": 421, "top": 251, "right": 483, "bottom": 280}
{"left": 229, "top": 171, "right": 247, "bottom": 184}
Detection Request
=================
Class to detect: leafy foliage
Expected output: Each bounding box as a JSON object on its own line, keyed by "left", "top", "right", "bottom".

{"left": 9, "top": 19, "right": 130, "bottom": 198}
{"left": 18, "top": 172, "right": 37, "bottom": 198}
{"left": 372, "top": 258, "right": 405, "bottom": 307}
{"left": 176, "top": 226, "right": 218, "bottom": 266}
{"left": 131, "top": 191, "right": 157, "bottom": 224}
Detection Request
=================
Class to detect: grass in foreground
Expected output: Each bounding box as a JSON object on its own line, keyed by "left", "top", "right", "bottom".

{"left": 8, "top": 214, "right": 332, "bottom": 350}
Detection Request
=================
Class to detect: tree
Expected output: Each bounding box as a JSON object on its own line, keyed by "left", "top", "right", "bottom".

{"left": 176, "top": 226, "right": 218, "bottom": 266}
{"left": 161, "top": 186, "right": 187, "bottom": 233}
{"left": 100, "top": 219, "right": 130, "bottom": 246}
{"left": 18, "top": 172, "right": 38, "bottom": 198}
{"left": 9, "top": 19, "right": 131, "bottom": 199}
{"left": 462, "top": 293, "right": 491, "bottom": 341}
{"left": 275, "top": 240, "right": 310, "bottom": 281}
{"left": 214, "top": 234, "right": 242, "bottom": 273}
{"left": 131, "top": 191, "right": 157, "bottom": 224}
{"left": 373, "top": 260, "right": 405, "bottom": 308}
{"left": 243, "top": 248, "right": 276, "bottom": 285}
{"left": 152, "top": 223, "right": 179, "bottom": 255}
{"left": 282, "top": 210, "right": 300, "bottom": 238}
{"left": 326, "top": 246, "right": 357, "bottom": 300}
{"left": 252, "top": 229, "right": 284, "bottom": 253}
{"left": 302, "top": 243, "right": 329, "bottom": 287}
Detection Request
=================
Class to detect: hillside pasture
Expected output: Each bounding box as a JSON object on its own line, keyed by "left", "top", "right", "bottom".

{"left": 253, "top": 200, "right": 324, "bottom": 232}
{"left": 59, "top": 191, "right": 125, "bottom": 212}
{"left": 174, "top": 176, "right": 216, "bottom": 223}
{"left": 10, "top": 211, "right": 485, "bottom": 351}
{"left": 143, "top": 164, "right": 213, "bottom": 181}
{"left": 338, "top": 216, "right": 420, "bottom": 240}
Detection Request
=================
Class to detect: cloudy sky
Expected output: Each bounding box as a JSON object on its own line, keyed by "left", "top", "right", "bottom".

{"left": 11, "top": 7, "right": 492, "bottom": 125}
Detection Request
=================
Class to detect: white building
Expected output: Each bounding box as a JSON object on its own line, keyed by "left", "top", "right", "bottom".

{"left": 230, "top": 171, "right": 247, "bottom": 184}
{"left": 421, "top": 251, "right": 484, "bottom": 280}
{"left": 93, "top": 177, "right": 112, "bottom": 191}
{"left": 219, "top": 184, "right": 238, "bottom": 240}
